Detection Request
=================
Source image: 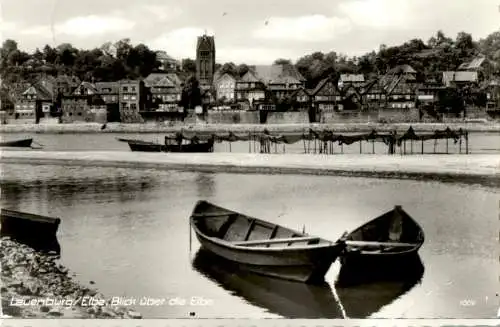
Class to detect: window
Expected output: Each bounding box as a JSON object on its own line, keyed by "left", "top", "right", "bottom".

{"left": 123, "top": 86, "right": 128, "bottom": 92}
{"left": 131, "top": 96, "right": 136, "bottom": 100}
{"left": 131, "top": 86, "right": 136, "bottom": 92}
{"left": 124, "top": 95, "right": 129, "bottom": 100}
{"left": 131, "top": 103, "right": 137, "bottom": 110}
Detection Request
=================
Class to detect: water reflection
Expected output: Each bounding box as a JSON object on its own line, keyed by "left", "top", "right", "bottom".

{"left": 335, "top": 255, "right": 424, "bottom": 318}
{"left": 1, "top": 173, "right": 159, "bottom": 210}
{"left": 192, "top": 249, "right": 345, "bottom": 319}
{"left": 195, "top": 173, "right": 216, "bottom": 198}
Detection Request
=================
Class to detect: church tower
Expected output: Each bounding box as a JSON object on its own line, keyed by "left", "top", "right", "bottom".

{"left": 196, "top": 34, "right": 216, "bottom": 87}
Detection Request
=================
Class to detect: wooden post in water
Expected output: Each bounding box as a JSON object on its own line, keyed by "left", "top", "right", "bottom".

{"left": 446, "top": 138, "right": 449, "bottom": 154}
{"left": 465, "top": 131, "right": 469, "bottom": 154}
{"left": 433, "top": 139, "right": 437, "bottom": 153}
{"left": 359, "top": 140, "right": 362, "bottom": 154}
{"left": 410, "top": 140, "right": 413, "bottom": 154}
{"left": 459, "top": 134, "right": 462, "bottom": 154}
{"left": 248, "top": 132, "right": 251, "bottom": 153}
{"left": 341, "top": 143, "right": 344, "bottom": 154}
{"left": 421, "top": 139, "right": 424, "bottom": 154}
{"left": 372, "top": 140, "right": 375, "bottom": 154}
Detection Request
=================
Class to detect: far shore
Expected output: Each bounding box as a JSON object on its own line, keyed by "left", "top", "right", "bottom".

{"left": 1, "top": 121, "right": 500, "bottom": 134}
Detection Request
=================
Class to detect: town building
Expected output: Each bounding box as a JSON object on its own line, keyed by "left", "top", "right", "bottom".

{"left": 95, "top": 82, "right": 120, "bottom": 122}
{"left": 250, "top": 65, "right": 305, "bottom": 102}
{"left": 484, "top": 80, "right": 500, "bottom": 110}
{"left": 196, "top": 34, "right": 216, "bottom": 87}
{"left": 442, "top": 71, "right": 478, "bottom": 88}
{"left": 381, "top": 65, "right": 419, "bottom": 109}
{"left": 118, "top": 80, "right": 146, "bottom": 123}
{"left": 155, "top": 51, "right": 180, "bottom": 72}
{"left": 61, "top": 94, "right": 107, "bottom": 123}
{"left": 289, "top": 87, "right": 312, "bottom": 111}
{"left": 417, "top": 78, "right": 446, "bottom": 108}
{"left": 235, "top": 70, "right": 268, "bottom": 110}
{"left": 338, "top": 74, "right": 365, "bottom": 89}
{"left": 311, "top": 76, "right": 343, "bottom": 113}
{"left": 342, "top": 84, "right": 363, "bottom": 110}
{"left": 14, "top": 82, "right": 53, "bottom": 122}
{"left": 73, "top": 81, "right": 98, "bottom": 96}
{"left": 360, "top": 80, "right": 387, "bottom": 109}
{"left": 149, "top": 75, "right": 182, "bottom": 111}
{"left": 213, "top": 72, "right": 237, "bottom": 103}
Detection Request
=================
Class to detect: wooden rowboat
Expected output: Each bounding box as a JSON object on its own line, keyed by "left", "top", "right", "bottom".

{"left": 118, "top": 138, "right": 214, "bottom": 153}
{"left": 192, "top": 248, "right": 345, "bottom": 318}
{"left": 190, "top": 200, "right": 346, "bottom": 284}
{"left": 0, "top": 138, "right": 33, "bottom": 147}
{"left": 1, "top": 209, "right": 61, "bottom": 254}
{"left": 125, "top": 139, "right": 164, "bottom": 152}
{"left": 339, "top": 205, "right": 424, "bottom": 272}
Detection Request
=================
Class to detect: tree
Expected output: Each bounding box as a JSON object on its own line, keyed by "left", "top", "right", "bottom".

{"left": 236, "top": 64, "right": 249, "bottom": 77}
{"left": 219, "top": 62, "right": 237, "bottom": 75}
{"left": 455, "top": 32, "right": 477, "bottom": 58}
{"left": 273, "top": 58, "right": 292, "bottom": 65}
{"left": 180, "top": 75, "right": 202, "bottom": 111}
{"left": 181, "top": 58, "right": 196, "bottom": 74}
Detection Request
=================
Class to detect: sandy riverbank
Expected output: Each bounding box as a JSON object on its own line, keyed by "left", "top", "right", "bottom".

{"left": 0, "top": 237, "right": 142, "bottom": 319}
{"left": 1, "top": 151, "right": 498, "bottom": 187}
{"left": 1, "top": 122, "right": 500, "bottom": 134}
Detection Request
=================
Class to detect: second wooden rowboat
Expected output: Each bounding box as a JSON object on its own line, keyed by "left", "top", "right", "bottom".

{"left": 339, "top": 205, "right": 424, "bottom": 270}
{"left": 190, "top": 200, "right": 346, "bottom": 284}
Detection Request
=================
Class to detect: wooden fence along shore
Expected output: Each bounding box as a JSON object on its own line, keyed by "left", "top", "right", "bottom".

{"left": 162, "top": 126, "right": 469, "bottom": 155}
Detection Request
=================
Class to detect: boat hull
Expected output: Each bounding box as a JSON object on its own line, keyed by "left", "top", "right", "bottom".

{"left": 194, "top": 230, "right": 343, "bottom": 283}
{"left": 339, "top": 205, "right": 424, "bottom": 282}
{"left": 0, "top": 138, "right": 33, "bottom": 147}
{"left": 1, "top": 209, "right": 61, "bottom": 254}
{"left": 127, "top": 141, "right": 164, "bottom": 152}
{"left": 125, "top": 140, "right": 214, "bottom": 153}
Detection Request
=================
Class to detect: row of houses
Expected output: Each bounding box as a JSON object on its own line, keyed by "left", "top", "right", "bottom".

{"left": 1, "top": 56, "right": 499, "bottom": 124}
{"left": 212, "top": 59, "right": 499, "bottom": 113}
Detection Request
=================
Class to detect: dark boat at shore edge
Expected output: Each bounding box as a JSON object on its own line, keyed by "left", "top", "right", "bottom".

{"left": 118, "top": 137, "right": 214, "bottom": 153}
{"left": 0, "top": 138, "right": 33, "bottom": 148}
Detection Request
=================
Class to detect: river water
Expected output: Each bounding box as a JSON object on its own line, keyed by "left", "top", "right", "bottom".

{"left": 0, "top": 132, "right": 499, "bottom": 319}
{"left": 0, "top": 131, "right": 499, "bottom": 154}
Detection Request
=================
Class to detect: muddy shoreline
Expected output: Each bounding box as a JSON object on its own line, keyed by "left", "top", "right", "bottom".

{"left": 1, "top": 237, "right": 142, "bottom": 319}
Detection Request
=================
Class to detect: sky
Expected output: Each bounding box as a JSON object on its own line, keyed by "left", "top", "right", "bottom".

{"left": 1, "top": 0, "right": 499, "bottom": 64}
